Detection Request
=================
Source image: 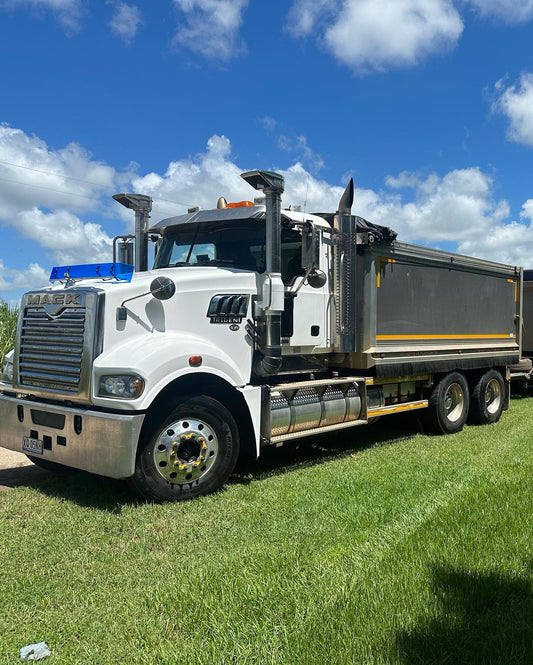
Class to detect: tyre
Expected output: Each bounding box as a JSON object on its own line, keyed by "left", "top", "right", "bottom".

{"left": 26, "top": 456, "right": 74, "bottom": 473}
{"left": 129, "top": 396, "right": 240, "bottom": 501}
{"left": 424, "top": 372, "right": 470, "bottom": 434}
{"left": 468, "top": 369, "right": 505, "bottom": 425}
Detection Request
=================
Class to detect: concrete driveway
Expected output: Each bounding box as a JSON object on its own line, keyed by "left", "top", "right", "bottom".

{"left": 0, "top": 448, "right": 31, "bottom": 469}
{"left": 0, "top": 447, "right": 44, "bottom": 490}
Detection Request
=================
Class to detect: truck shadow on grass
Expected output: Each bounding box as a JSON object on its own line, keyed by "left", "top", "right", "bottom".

{"left": 230, "top": 394, "right": 529, "bottom": 486}
{"left": 230, "top": 410, "right": 422, "bottom": 486}
{"left": 1, "top": 411, "right": 423, "bottom": 510}
{"left": 0, "top": 463, "right": 138, "bottom": 512}
{"left": 394, "top": 563, "right": 533, "bottom": 664}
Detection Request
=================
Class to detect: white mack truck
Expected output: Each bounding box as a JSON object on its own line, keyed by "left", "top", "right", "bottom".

{"left": 0, "top": 170, "right": 522, "bottom": 500}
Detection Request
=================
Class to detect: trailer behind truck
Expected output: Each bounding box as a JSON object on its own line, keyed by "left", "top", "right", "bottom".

{"left": 0, "top": 170, "right": 521, "bottom": 500}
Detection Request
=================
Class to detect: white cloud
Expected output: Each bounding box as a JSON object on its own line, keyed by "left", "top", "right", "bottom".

{"left": 371, "top": 168, "right": 510, "bottom": 246}
{"left": 287, "top": 0, "right": 335, "bottom": 35}
{"left": 277, "top": 136, "right": 325, "bottom": 173}
{"left": 287, "top": 0, "right": 463, "bottom": 73}
{"left": 14, "top": 209, "right": 113, "bottom": 265}
{"left": 0, "top": 0, "right": 83, "bottom": 31}
{"left": 258, "top": 116, "right": 277, "bottom": 132}
{"left": 367, "top": 167, "right": 533, "bottom": 266}
{"left": 521, "top": 199, "right": 533, "bottom": 222}
{"left": 132, "top": 136, "right": 344, "bottom": 220}
{"left": 0, "top": 124, "right": 120, "bottom": 215}
{"left": 172, "top": 0, "right": 248, "bottom": 61}
{"left": 258, "top": 118, "right": 324, "bottom": 173}
{"left": 279, "top": 164, "right": 533, "bottom": 267}
{"left": 0, "top": 124, "right": 132, "bottom": 298}
{"left": 493, "top": 73, "right": 533, "bottom": 147}
{"left": 462, "top": 0, "right": 533, "bottom": 23}
{"left": 131, "top": 135, "right": 245, "bottom": 221}
{"left": 0, "top": 260, "right": 49, "bottom": 297}
{"left": 108, "top": 2, "right": 142, "bottom": 44}
{"left": 457, "top": 222, "right": 533, "bottom": 267}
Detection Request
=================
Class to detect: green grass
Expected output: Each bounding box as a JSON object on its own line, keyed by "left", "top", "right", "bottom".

{"left": 1, "top": 399, "right": 532, "bottom": 664}
{"left": 0, "top": 301, "right": 18, "bottom": 369}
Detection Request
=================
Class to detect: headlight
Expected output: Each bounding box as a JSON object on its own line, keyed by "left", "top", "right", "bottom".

{"left": 98, "top": 375, "right": 145, "bottom": 399}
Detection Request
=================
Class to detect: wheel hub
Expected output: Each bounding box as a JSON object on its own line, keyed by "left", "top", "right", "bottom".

{"left": 153, "top": 418, "right": 218, "bottom": 484}
{"left": 484, "top": 378, "right": 502, "bottom": 414}
{"left": 444, "top": 383, "right": 464, "bottom": 422}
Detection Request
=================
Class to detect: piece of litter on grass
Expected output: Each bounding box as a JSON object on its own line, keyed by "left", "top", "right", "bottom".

{"left": 350, "top": 453, "right": 359, "bottom": 459}
{"left": 19, "top": 642, "right": 51, "bottom": 661}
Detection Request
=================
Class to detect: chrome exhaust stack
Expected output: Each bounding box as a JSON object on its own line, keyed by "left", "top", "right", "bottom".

{"left": 241, "top": 169, "right": 285, "bottom": 376}
{"left": 333, "top": 178, "right": 356, "bottom": 353}
{"left": 112, "top": 193, "right": 153, "bottom": 272}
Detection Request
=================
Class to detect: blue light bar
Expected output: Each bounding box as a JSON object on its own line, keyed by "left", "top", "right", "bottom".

{"left": 49, "top": 263, "right": 134, "bottom": 283}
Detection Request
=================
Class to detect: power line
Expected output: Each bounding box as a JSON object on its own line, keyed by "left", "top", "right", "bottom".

{"left": 0, "top": 159, "right": 117, "bottom": 191}
{"left": 0, "top": 174, "right": 95, "bottom": 200}
{"left": 0, "top": 159, "right": 193, "bottom": 209}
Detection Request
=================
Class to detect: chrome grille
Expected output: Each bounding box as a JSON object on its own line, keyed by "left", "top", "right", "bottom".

{"left": 19, "top": 305, "right": 86, "bottom": 393}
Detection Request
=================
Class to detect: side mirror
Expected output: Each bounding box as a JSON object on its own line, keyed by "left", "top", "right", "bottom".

{"left": 150, "top": 276, "right": 176, "bottom": 301}
{"left": 301, "top": 221, "right": 317, "bottom": 270}
{"left": 307, "top": 268, "right": 327, "bottom": 288}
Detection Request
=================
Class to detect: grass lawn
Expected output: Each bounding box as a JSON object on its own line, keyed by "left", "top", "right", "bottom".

{"left": 1, "top": 396, "right": 532, "bottom": 664}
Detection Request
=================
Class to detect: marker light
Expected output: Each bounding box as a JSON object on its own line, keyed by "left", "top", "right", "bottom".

{"left": 225, "top": 201, "right": 254, "bottom": 208}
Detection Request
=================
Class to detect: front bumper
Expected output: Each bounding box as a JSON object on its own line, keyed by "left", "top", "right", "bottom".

{"left": 0, "top": 391, "right": 145, "bottom": 479}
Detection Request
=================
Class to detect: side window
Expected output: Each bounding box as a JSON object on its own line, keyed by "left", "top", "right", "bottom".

{"left": 281, "top": 229, "right": 304, "bottom": 285}
{"left": 250, "top": 243, "right": 266, "bottom": 273}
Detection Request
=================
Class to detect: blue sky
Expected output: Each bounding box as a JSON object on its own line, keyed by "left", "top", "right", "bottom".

{"left": 1, "top": 0, "right": 533, "bottom": 302}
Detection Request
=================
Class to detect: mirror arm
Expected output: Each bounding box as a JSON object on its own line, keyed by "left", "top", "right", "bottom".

{"left": 289, "top": 264, "right": 315, "bottom": 296}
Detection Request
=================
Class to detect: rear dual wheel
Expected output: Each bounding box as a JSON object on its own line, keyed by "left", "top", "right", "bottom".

{"left": 424, "top": 370, "right": 505, "bottom": 434}
{"left": 424, "top": 372, "right": 470, "bottom": 434}
{"left": 469, "top": 369, "right": 505, "bottom": 425}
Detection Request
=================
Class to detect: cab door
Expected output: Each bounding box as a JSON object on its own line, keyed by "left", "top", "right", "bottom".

{"left": 281, "top": 226, "right": 332, "bottom": 353}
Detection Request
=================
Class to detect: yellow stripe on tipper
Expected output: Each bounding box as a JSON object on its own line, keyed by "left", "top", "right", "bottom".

{"left": 377, "top": 257, "right": 396, "bottom": 287}
{"left": 376, "top": 333, "right": 516, "bottom": 341}
{"left": 507, "top": 279, "right": 518, "bottom": 302}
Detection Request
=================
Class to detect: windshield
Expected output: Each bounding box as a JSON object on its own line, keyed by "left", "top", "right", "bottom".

{"left": 153, "top": 220, "right": 266, "bottom": 272}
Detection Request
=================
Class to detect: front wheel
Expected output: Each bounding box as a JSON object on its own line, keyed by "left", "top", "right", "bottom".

{"left": 468, "top": 370, "right": 505, "bottom": 425}
{"left": 423, "top": 372, "right": 470, "bottom": 434}
{"left": 129, "top": 396, "right": 240, "bottom": 502}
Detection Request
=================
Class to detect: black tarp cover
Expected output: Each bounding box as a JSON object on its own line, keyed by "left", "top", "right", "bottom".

{"left": 313, "top": 213, "right": 397, "bottom": 244}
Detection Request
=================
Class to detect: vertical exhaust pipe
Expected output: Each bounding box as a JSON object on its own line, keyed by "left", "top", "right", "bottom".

{"left": 112, "top": 193, "right": 153, "bottom": 272}
{"left": 333, "top": 178, "right": 356, "bottom": 353}
{"left": 241, "top": 170, "right": 285, "bottom": 376}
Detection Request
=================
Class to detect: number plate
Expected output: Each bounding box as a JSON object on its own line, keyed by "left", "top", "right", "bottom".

{"left": 22, "top": 436, "right": 43, "bottom": 455}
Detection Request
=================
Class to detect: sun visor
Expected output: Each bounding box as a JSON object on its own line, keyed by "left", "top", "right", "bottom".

{"left": 150, "top": 205, "right": 265, "bottom": 233}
